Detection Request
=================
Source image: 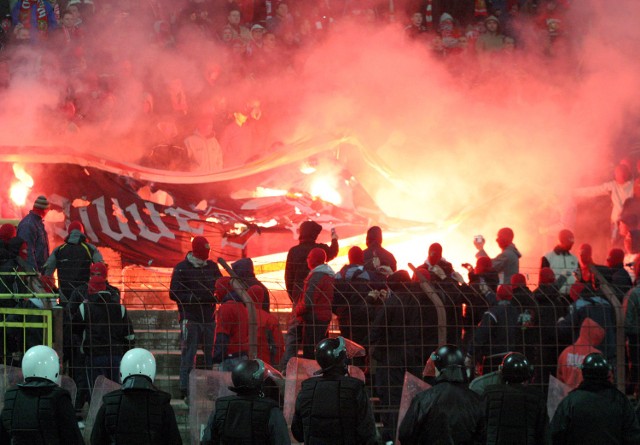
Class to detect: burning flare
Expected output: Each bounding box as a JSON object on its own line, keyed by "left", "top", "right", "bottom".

{"left": 10, "top": 164, "right": 34, "bottom": 207}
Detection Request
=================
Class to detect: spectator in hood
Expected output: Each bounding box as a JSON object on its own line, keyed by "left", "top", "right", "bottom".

{"left": 363, "top": 225, "right": 397, "bottom": 274}
{"left": 169, "top": 236, "right": 222, "bottom": 402}
{"left": 557, "top": 317, "right": 606, "bottom": 390}
{"left": 213, "top": 276, "right": 249, "bottom": 371}
{"left": 577, "top": 243, "right": 595, "bottom": 285}
{"left": 17, "top": 195, "right": 50, "bottom": 273}
{"left": 293, "top": 248, "right": 335, "bottom": 360}
{"left": 541, "top": 229, "right": 579, "bottom": 295}
{"left": 594, "top": 248, "right": 632, "bottom": 301}
{"left": 475, "top": 227, "right": 521, "bottom": 284}
{"left": 423, "top": 242, "right": 456, "bottom": 283}
{"left": 284, "top": 220, "right": 338, "bottom": 306}
{"left": 0, "top": 224, "right": 16, "bottom": 243}
{"left": 43, "top": 220, "right": 103, "bottom": 302}
{"left": 558, "top": 283, "right": 616, "bottom": 362}
{"left": 231, "top": 257, "right": 270, "bottom": 312}
{"left": 247, "top": 285, "right": 284, "bottom": 366}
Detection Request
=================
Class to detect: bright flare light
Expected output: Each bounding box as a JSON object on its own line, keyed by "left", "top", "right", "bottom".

{"left": 310, "top": 177, "right": 342, "bottom": 206}
{"left": 10, "top": 164, "right": 34, "bottom": 207}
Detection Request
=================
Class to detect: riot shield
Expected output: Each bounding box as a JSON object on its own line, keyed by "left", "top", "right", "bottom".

{"left": 282, "top": 357, "right": 365, "bottom": 426}
{"left": 343, "top": 337, "right": 366, "bottom": 358}
{"left": 60, "top": 375, "right": 77, "bottom": 408}
{"left": 547, "top": 375, "right": 571, "bottom": 420}
{"left": 395, "top": 371, "right": 431, "bottom": 442}
{"left": 83, "top": 375, "right": 120, "bottom": 444}
{"left": 0, "top": 365, "right": 23, "bottom": 411}
{"left": 189, "top": 368, "right": 234, "bottom": 445}
{"left": 468, "top": 371, "right": 502, "bottom": 395}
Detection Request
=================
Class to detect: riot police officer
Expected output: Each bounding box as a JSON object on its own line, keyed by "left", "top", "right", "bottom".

{"left": 0, "top": 345, "right": 84, "bottom": 445}
{"left": 483, "top": 352, "right": 548, "bottom": 444}
{"left": 90, "top": 348, "right": 182, "bottom": 445}
{"left": 398, "top": 344, "right": 485, "bottom": 445}
{"left": 291, "top": 336, "right": 381, "bottom": 445}
{"left": 201, "top": 358, "right": 290, "bottom": 445}
{"left": 550, "top": 353, "right": 640, "bottom": 444}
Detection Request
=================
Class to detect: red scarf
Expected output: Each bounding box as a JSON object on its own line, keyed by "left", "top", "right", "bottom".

{"left": 475, "top": 0, "right": 488, "bottom": 17}
{"left": 19, "top": 0, "right": 49, "bottom": 33}
{"left": 424, "top": 0, "right": 433, "bottom": 26}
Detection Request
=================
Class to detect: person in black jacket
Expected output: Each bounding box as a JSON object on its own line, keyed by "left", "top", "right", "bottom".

{"left": 202, "top": 359, "right": 289, "bottom": 445}
{"left": 91, "top": 348, "right": 182, "bottom": 445}
{"left": 398, "top": 344, "right": 485, "bottom": 445}
{"left": 281, "top": 220, "right": 338, "bottom": 368}
{"left": 73, "top": 271, "right": 135, "bottom": 388}
{"left": 169, "top": 236, "right": 222, "bottom": 401}
{"left": 549, "top": 353, "right": 640, "bottom": 444}
{"left": 291, "top": 337, "right": 381, "bottom": 445}
{"left": 0, "top": 345, "right": 84, "bottom": 445}
{"left": 362, "top": 226, "right": 397, "bottom": 273}
{"left": 483, "top": 352, "right": 548, "bottom": 445}
{"left": 369, "top": 270, "right": 424, "bottom": 441}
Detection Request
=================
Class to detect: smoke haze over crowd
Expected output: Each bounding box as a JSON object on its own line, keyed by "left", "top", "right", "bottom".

{"left": 1, "top": 0, "right": 640, "bottom": 267}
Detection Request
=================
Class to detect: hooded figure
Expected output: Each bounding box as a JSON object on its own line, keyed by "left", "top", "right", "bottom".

{"left": 363, "top": 226, "right": 397, "bottom": 273}
{"left": 231, "top": 257, "right": 270, "bottom": 312}
{"left": 213, "top": 276, "right": 249, "bottom": 371}
{"left": 475, "top": 227, "right": 521, "bottom": 284}
{"left": 557, "top": 317, "right": 605, "bottom": 389}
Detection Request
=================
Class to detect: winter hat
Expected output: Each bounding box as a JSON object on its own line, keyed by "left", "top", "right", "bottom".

{"left": 366, "top": 226, "right": 382, "bottom": 245}
{"left": 439, "top": 12, "right": 453, "bottom": 23}
{"left": 33, "top": 195, "right": 50, "bottom": 210}
{"left": 307, "top": 247, "right": 327, "bottom": 269}
{"left": 0, "top": 224, "right": 16, "bottom": 242}
{"left": 88, "top": 274, "right": 106, "bottom": 293}
{"left": 215, "top": 276, "right": 233, "bottom": 299}
{"left": 251, "top": 24, "right": 264, "bottom": 32}
{"left": 475, "top": 256, "right": 493, "bottom": 274}
{"left": 90, "top": 262, "right": 107, "bottom": 277}
{"left": 192, "top": 236, "right": 210, "bottom": 261}
{"left": 510, "top": 273, "right": 526, "bottom": 287}
{"left": 569, "top": 282, "right": 585, "bottom": 302}
{"left": 539, "top": 267, "right": 555, "bottom": 284}
{"left": 67, "top": 221, "right": 85, "bottom": 235}
{"left": 496, "top": 285, "right": 513, "bottom": 301}
{"left": 299, "top": 220, "right": 323, "bottom": 242}
{"left": 497, "top": 227, "right": 514, "bottom": 244}
{"left": 387, "top": 270, "right": 411, "bottom": 291}
{"left": 558, "top": 229, "right": 574, "bottom": 249}
{"left": 348, "top": 246, "right": 365, "bottom": 265}
{"left": 247, "top": 284, "right": 264, "bottom": 305}
{"left": 606, "top": 248, "right": 625, "bottom": 267}
{"left": 485, "top": 15, "right": 499, "bottom": 24}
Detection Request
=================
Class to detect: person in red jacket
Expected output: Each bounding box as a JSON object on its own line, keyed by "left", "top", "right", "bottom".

{"left": 213, "top": 276, "right": 249, "bottom": 371}
{"left": 294, "top": 248, "right": 335, "bottom": 359}
{"left": 556, "top": 317, "right": 605, "bottom": 389}
{"left": 247, "top": 284, "right": 284, "bottom": 366}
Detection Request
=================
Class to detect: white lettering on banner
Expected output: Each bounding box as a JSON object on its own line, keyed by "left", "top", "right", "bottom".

{"left": 164, "top": 207, "right": 204, "bottom": 235}
{"left": 125, "top": 202, "right": 174, "bottom": 242}
{"left": 50, "top": 194, "right": 71, "bottom": 239}
{"left": 79, "top": 206, "right": 99, "bottom": 243}
{"left": 94, "top": 196, "right": 136, "bottom": 241}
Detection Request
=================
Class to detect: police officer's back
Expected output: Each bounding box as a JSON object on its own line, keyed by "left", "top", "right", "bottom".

{"left": 90, "top": 348, "right": 182, "bottom": 445}
{"left": 0, "top": 345, "right": 83, "bottom": 445}
{"left": 291, "top": 336, "right": 381, "bottom": 445}
{"left": 549, "top": 353, "right": 640, "bottom": 445}
{"left": 483, "top": 352, "right": 548, "bottom": 445}
{"left": 201, "top": 358, "right": 290, "bottom": 445}
{"left": 398, "top": 344, "right": 485, "bottom": 445}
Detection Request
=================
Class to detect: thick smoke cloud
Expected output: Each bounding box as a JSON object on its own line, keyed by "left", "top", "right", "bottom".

{"left": 1, "top": 0, "right": 639, "bottom": 267}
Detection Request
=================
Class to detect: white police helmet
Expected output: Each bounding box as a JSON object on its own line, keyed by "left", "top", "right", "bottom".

{"left": 22, "top": 345, "right": 60, "bottom": 384}
{"left": 120, "top": 348, "right": 156, "bottom": 383}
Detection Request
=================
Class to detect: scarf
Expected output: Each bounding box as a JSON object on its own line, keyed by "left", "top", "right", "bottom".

{"left": 20, "top": 0, "right": 49, "bottom": 33}
{"left": 424, "top": 0, "right": 433, "bottom": 25}
{"left": 475, "top": 0, "right": 488, "bottom": 17}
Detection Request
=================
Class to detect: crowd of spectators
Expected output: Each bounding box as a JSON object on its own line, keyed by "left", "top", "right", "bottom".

{"left": 0, "top": 0, "right": 581, "bottom": 172}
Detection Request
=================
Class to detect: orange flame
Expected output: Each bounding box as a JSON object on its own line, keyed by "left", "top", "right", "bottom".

{"left": 9, "top": 164, "right": 34, "bottom": 207}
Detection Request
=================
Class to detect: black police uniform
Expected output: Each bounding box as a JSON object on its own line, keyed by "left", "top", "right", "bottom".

{"left": 90, "top": 374, "right": 182, "bottom": 445}
{"left": 0, "top": 377, "right": 83, "bottom": 445}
